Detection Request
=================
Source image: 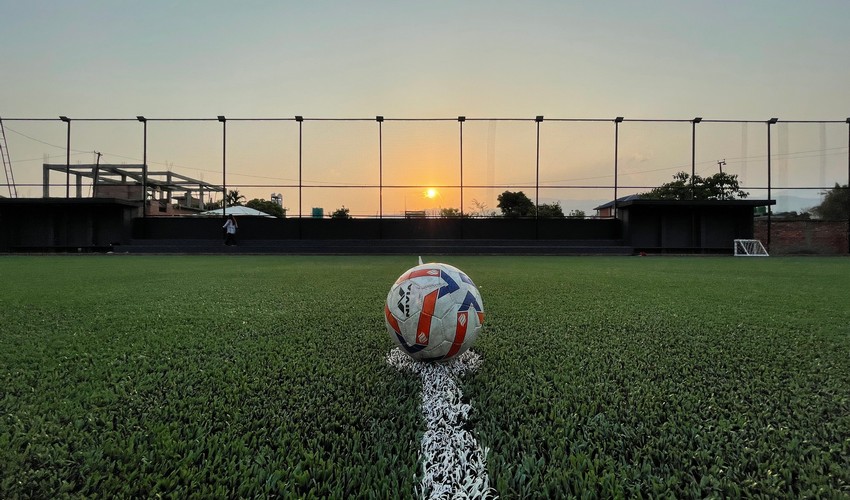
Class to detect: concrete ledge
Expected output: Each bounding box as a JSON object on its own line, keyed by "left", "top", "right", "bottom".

{"left": 116, "top": 239, "right": 634, "bottom": 256}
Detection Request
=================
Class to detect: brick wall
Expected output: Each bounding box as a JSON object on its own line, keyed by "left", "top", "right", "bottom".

{"left": 754, "top": 219, "right": 849, "bottom": 255}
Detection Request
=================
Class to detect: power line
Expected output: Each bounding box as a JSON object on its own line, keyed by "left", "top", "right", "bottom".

{"left": 3, "top": 125, "right": 91, "bottom": 154}
{"left": 12, "top": 152, "right": 90, "bottom": 164}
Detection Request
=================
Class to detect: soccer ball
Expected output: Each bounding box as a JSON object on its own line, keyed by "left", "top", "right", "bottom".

{"left": 385, "top": 262, "right": 485, "bottom": 362}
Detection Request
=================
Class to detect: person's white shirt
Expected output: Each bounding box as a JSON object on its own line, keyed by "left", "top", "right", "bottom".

{"left": 223, "top": 218, "right": 237, "bottom": 234}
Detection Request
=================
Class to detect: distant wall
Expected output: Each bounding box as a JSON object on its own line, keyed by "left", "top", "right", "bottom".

{"left": 0, "top": 199, "right": 140, "bottom": 251}
{"left": 132, "top": 217, "right": 623, "bottom": 241}
{"left": 755, "top": 219, "right": 849, "bottom": 255}
{"left": 620, "top": 202, "right": 760, "bottom": 252}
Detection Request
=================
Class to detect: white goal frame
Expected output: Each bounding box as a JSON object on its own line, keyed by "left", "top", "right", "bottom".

{"left": 734, "top": 239, "right": 769, "bottom": 257}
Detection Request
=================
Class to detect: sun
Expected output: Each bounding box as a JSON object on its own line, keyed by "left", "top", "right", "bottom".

{"left": 425, "top": 188, "right": 438, "bottom": 199}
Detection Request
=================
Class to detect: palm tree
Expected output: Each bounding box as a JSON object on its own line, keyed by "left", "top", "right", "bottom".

{"left": 225, "top": 189, "right": 246, "bottom": 206}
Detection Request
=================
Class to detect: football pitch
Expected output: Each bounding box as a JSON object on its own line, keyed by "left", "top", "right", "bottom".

{"left": 1, "top": 255, "right": 848, "bottom": 498}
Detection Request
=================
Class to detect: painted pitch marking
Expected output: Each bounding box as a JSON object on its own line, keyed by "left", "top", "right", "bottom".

{"left": 386, "top": 348, "right": 497, "bottom": 499}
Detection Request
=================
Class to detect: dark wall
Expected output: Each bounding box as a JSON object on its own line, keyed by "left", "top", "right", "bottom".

{"left": 4, "top": 199, "right": 773, "bottom": 254}
{"left": 623, "top": 204, "right": 757, "bottom": 251}
{"left": 0, "top": 200, "right": 139, "bottom": 251}
{"left": 132, "top": 217, "right": 623, "bottom": 241}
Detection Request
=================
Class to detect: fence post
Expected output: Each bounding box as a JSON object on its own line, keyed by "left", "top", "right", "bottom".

{"left": 613, "top": 117, "right": 623, "bottom": 218}
{"left": 377, "top": 116, "right": 384, "bottom": 238}
{"left": 60, "top": 116, "right": 70, "bottom": 198}
{"left": 218, "top": 116, "right": 226, "bottom": 217}
{"left": 691, "top": 117, "right": 702, "bottom": 199}
{"left": 458, "top": 116, "right": 465, "bottom": 238}
{"left": 535, "top": 116, "right": 543, "bottom": 238}
{"left": 137, "top": 116, "right": 147, "bottom": 216}
{"left": 767, "top": 118, "right": 778, "bottom": 248}
{"left": 295, "top": 116, "right": 303, "bottom": 238}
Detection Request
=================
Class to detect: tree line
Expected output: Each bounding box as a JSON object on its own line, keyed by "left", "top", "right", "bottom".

{"left": 204, "top": 190, "right": 286, "bottom": 218}
{"left": 208, "top": 177, "right": 849, "bottom": 219}
{"left": 639, "top": 171, "right": 849, "bottom": 219}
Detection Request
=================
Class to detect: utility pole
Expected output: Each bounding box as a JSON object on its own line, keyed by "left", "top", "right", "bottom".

{"left": 718, "top": 159, "right": 727, "bottom": 199}
{"left": 92, "top": 151, "right": 103, "bottom": 196}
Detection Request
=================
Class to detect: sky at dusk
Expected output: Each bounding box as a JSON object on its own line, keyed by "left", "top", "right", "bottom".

{"left": 3, "top": 1, "right": 849, "bottom": 215}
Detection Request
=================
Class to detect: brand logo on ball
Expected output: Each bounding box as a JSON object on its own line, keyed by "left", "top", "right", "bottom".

{"left": 396, "top": 284, "right": 413, "bottom": 318}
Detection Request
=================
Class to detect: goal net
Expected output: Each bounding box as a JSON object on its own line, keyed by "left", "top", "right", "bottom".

{"left": 734, "top": 239, "right": 769, "bottom": 257}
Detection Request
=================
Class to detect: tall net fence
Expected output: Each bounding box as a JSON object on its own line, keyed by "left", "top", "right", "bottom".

{"left": 1, "top": 116, "right": 848, "bottom": 220}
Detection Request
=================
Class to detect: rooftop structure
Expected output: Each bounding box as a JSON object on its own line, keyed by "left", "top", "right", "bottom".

{"left": 42, "top": 163, "right": 223, "bottom": 215}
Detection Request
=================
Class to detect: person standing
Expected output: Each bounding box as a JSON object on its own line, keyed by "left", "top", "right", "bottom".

{"left": 223, "top": 214, "right": 238, "bottom": 245}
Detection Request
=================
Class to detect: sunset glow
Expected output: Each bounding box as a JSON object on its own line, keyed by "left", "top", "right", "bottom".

{"left": 2, "top": 3, "right": 847, "bottom": 218}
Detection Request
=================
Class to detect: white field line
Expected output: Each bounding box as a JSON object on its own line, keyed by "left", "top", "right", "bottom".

{"left": 386, "top": 348, "right": 497, "bottom": 499}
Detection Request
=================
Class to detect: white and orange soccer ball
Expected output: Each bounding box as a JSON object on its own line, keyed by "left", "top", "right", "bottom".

{"left": 385, "top": 262, "right": 485, "bottom": 362}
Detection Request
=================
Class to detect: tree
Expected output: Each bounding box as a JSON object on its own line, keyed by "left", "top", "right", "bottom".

{"left": 536, "top": 202, "right": 565, "bottom": 218}
{"left": 699, "top": 172, "right": 748, "bottom": 200}
{"left": 567, "top": 209, "right": 586, "bottom": 219}
{"left": 225, "top": 189, "right": 246, "bottom": 206}
{"left": 204, "top": 199, "right": 222, "bottom": 210}
{"left": 246, "top": 198, "right": 286, "bottom": 218}
{"left": 439, "top": 207, "right": 462, "bottom": 218}
{"left": 641, "top": 171, "right": 749, "bottom": 200}
{"left": 811, "top": 183, "right": 850, "bottom": 219}
{"left": 642, "top": 171, "right": 690, "bottom": 200}
{"left": 331, "top": 206, "right": 351, "bottom": 219}
{"left": 468, "top": 199, "right": 496, "bottom": 218}
{"left": 497, "top": 191, "right": 535, "bottom": 217}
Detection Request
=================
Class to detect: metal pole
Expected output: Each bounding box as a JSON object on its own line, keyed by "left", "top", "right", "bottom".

{"left": 138, "top": 116, "right": 147, "bottom": 217}
{"left": 614, "top": 117, "right": 623, "bottom": 218}
{"left": 459, "top": 116, "right": 465, "bottom": 239}
{"left": 846, "top": 118, "right": 849, "bottom": 254}
{"left": 767, "top": 119, "right": 775, "bottom": 248}
{"left": 534, "top": 116, "right": 543, "bottom": 238}
{"left": 299, "top": 122, "right": 302, "bottom": 218}
{"left": 377, "top": 116, "right": 384, "bottom": 238}
{"left": 62, "top": 117, "right": 70, "bottom": 198}
{"left": 691, "top": 120, "right": 697, "bottom": 199}
{"left": 296, "top": 116, "right": 303, "bottom": 238}
{"left": 535, "top": 124, "right": 540, "bottom": 214}
{"left": 142, "top": 121, "right": 147, "bottom": 214}
{"left": 691, "top": 118, "right": 701, "bottom": 247}
{"left": 219, "top": 116, "right": 227, "bottom": 217}
{"left": 296, "top": 117, "right": 303, "bottom": 219}
{"left": 377, "top": 116, "right": 383, "bottom": 220}
{"left": 459, "top": 117, "right": 465, "bottom": 219}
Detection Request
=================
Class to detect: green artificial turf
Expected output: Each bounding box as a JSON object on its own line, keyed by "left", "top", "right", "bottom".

{"left": 1, "top": 255, "right": 848, "bottom": 498}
